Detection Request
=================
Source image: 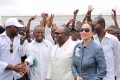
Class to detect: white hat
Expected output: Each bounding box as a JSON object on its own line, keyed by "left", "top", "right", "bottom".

{"left": 5, "top": 18, "right": 23, "bottom": 27}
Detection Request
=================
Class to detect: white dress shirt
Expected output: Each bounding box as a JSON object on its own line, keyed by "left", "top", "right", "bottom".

{"left": 0, "top": 31, "right": 33, "bottom": 80}
{"left": 115, "top": 42, "right": 120, "bottom": 80}
{"left": 93, "top": 32, "right": 119, "bottom": 80}
{"left": 29, "top": 39, "right": 53, "bottom": 80}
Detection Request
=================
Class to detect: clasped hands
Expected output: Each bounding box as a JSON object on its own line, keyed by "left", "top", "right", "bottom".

{"left": 12, "top": 61, "right": 29, "bottom": 76}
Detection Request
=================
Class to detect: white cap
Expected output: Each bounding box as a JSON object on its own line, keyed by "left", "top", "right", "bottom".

{"left": 5, "top": 18, "right": 23, "bottom": 27}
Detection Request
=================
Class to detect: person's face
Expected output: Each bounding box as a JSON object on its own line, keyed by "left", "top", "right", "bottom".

{"left": 106, "top": 27, "right": 114, "bottom": 35}
{"left": 54, "top": 28, "right": 66, "bottom": 44}
{"left": 70, "top": 30, "right": 78, "bottom": 41}
{"left": 33, "top": 27, "right": 44, "bottom": 42}
{"left": 80, "top": 23, "right": 94, "bottom": 41}
{"left": 113, "top": 31, "right": 120, "bottom": 41}
{"left": 93, "top": 19, "right": 102, "bottom": 33}
{"left": 19, "top": 27, "right": 26, "bottom": 35}
{"left": 6, "top": 25, "right": 19, "bottom": 36}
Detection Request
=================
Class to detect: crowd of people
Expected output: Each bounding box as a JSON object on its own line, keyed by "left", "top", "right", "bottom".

{"left": 0, "top": 6, "right": 120, "bottom": 80}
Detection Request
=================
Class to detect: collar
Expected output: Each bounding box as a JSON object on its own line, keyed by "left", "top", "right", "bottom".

{"left": 94, "top": 32, "right": 112, "bottom": 40}
{"left": 104, "top": 32, "right": 112, "bottom": 39}
{"left": 32, "top": 39, "right": 45, "bottom": 44}
{"left": 81, "top": 39, "right": 94, "bottom": 49}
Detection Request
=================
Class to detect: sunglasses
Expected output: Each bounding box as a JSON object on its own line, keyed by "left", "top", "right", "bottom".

{"left": 10, "top": 44, "right": 13, "bottom": 53}
{"left": 55, "top": 32, "right": 65, "bottom": 35}
{"left": 79, "top": 28, "right": 91, "bottom": 32}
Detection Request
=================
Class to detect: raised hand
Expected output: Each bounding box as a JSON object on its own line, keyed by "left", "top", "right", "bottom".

{"left": 111, "top": 9, "right": 119, "bottom": 28}
{"left": 29, "top": 15, "right": 37, "bottom": 21}
{"left": 88, "top": 5, "right": 94, "bottom": 12}
{"left": 47, "top": 14, "right": 54, "bottom": 28}
{"left": 40, "top": 13, "right": 48, "bottom": 27}
{"left": 74, "top": 9, "right": 79, "bottom": 16}
{"left": 111, "top": 9, "right": 116, "bottom": 20}
{"left": 41, "top": 13, "right": 48, "bottom": 19}
{"left": 72, "top": 9, "right": 79, "bottom": 27}
{"left": 86, "top": 5, "right": 94, "bottom": 22}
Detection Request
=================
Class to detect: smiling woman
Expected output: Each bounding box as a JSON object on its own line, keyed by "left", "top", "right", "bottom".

{"left": 79, "top": 22, "right": 95, "bottom": 43}
{"left": 72, "top": 22, "right": 107, "bottom": 80}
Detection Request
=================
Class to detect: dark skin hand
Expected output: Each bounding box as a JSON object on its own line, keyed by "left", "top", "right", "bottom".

{"left": 40, "top": 13, "right": 48, "bottom": 27}
{"left": 81, "top": 5, "right": 93, "bottom": 24}
{"left": 47, "top": 14, "right": 54, "bottom": 28}
{"left": 72, "top": 9, "right": 79, "bottom": 27}
{"left": 111, "top": 9, "right": 119, "bottom": 28}
{"left": 66, "top": 9, "right": 79, "bottom": 27}
{"left": 20, "top": 15, "right": 36, "bottom": 44}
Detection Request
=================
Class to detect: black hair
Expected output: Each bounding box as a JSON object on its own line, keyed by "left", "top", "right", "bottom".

{"left": 0, "top": 25, "right": 5, "bottom": 34}
{"left": 64, "top": 27, "right": 70, "bottom": 36}
{"left": 95, "top": 16, "right": 105, "bottom": 28}
{"left": 81, "top": 22, "right": 95, "bottom": 32}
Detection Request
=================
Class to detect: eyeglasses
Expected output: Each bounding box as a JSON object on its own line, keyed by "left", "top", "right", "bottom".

{"left": 10, "top": 44, "right": 13, "bottom": 53}
{"left": 55, "top": 32, "right": 65, "bottom": 35}
{"left": 79, "top": 28, "right": 91, "bottom": 32}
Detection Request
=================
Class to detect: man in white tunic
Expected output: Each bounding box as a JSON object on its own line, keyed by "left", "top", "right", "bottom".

{"left": 47, "top": 26, "right": 76, "bottom": 80}
{"left": 29, "top": 26, "right": 53, "bottom": 80}
{"left": 0, "top": 18, "right": 33, "bottom": 80}
{"left": 93, "top": 16, "right": 119, "bottom": 80}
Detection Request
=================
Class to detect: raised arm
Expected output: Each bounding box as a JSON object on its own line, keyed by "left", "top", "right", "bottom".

{"left": 111, "top": 9, "right": 119, "bottom": 28}
{"left": 47, "top": 14, "right": 54, "bottom": 28}
{"left": 26, "top": 16, "right": 36, "bottom": 42}
{"left": 66, "top": 9, "right": 79, "bottom": 28}
{"left": 66, "top": 19, "right": 75, "bottom": 28}
{"left": 20, "top": 16, "right": 36, "bottom": 44}
{"left": 87, "top": 5, "right": 93, "bottom": 22}
{"left": 81, "top": 5, "right": 93, "bottom": 25}
{"left": 40, "top": 13, "right": 48, "bottom": 27}
{"left": 72, "top": 9, "right": 79, "bottom": 27}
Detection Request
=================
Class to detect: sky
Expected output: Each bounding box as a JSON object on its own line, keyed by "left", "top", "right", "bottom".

{"left": 0, "top": 0, "right": 120, "bottom": 16}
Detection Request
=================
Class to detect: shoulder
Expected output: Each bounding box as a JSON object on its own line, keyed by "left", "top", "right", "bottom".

{"left": 93, "top": 41, "right": 101, "bottom": 48}
{"left": 106, "top": 33, "right": 118, "bottom": 41}
{"left": 93, "top": 42, "right": 104, "bottom": 55}
{"left": 93, "top": 41, "right": 103, "bottom": 51}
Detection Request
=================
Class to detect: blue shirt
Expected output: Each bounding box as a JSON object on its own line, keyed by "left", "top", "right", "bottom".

{"left": 72, "top": 40, "right": 107, "bottom": 80}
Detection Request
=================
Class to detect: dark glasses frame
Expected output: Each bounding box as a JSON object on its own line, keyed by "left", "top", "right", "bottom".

{"left": 79, "top": 28, "right": 91, "bottom": 32}
{"left": 55, "top": 32, "right": 65, "bottom": 35}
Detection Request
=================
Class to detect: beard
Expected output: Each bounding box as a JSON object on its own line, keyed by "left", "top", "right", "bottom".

{"left": 95, "top": 28, "right": 101, "bottom": 34}
{"left": 11, "top": 31, "right": 18, "bottom": 37}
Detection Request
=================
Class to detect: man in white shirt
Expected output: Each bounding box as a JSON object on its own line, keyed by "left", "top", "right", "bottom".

{"left": 29, "top": 26, "right": 53, "bottom": 80}
{"left": 0, "top": 18, "right": 33, "bottom": 80}
{"left": 47, "top": 26, "right": 76, "bottom": 80}
{"left": 93, "top": 16, "right": 119, "bottom": 80}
